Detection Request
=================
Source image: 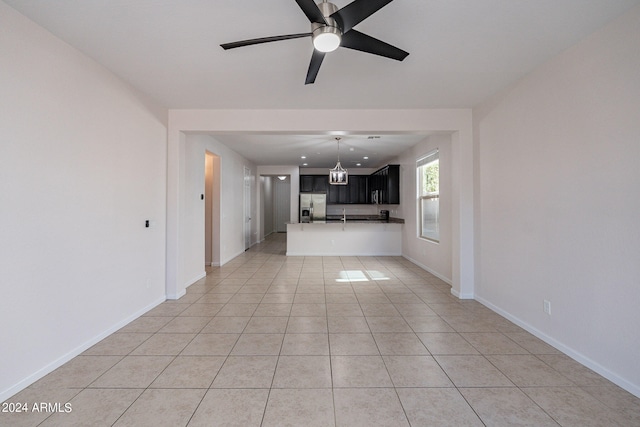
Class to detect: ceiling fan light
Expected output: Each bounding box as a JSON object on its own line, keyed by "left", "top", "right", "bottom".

{"left": 313, "top": 28, "right": 341, "bottom": 52}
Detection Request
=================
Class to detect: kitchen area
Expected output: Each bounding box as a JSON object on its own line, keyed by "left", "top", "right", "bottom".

{"left": 287, "top": 165, "right": 405, "bottom": 256}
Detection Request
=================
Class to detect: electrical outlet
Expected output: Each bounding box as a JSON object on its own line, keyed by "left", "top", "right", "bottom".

{"left": 543, "top": 300, "right": 551, "bottom": 315}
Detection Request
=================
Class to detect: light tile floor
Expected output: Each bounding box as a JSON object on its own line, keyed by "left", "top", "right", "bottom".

{"left": 3, "top": 233, "right": 640, "bottom": 426}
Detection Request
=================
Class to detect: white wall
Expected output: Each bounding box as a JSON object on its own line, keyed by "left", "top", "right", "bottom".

{"left": 394, "top": 134, "right": 453, "bottom": 283}
{"left": 180, "top": 134, "right": 257, "bottom": 292}
{"left": 474, "top": 6, "right": 640, "bottom": 396}
{"left": 0, "top": 3, "right": 168, "bottom": 401}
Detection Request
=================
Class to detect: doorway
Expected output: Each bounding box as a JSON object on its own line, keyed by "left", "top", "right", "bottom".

{"left": 274, "top": 176, "right": 291, "bottom": 232}
{"left": 205, "top": 152, "right": 221, "bottom": 266}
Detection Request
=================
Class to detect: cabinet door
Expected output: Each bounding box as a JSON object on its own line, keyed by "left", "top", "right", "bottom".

{"left": 348, "top": 175, "right": 360, "bottom": 204}
{"left": 360, "top": 175, "right": 370, "bottom": 203}
{"left": 328, "top": 181, "right": 348, "bottom": 204}
{"left": 380, "top": 167, "right": 389, "bottom": 204}
{"left": 337, "top": 184, "right": 348, "bottom": 204}
{"left": 300, "top": 175, "right": 313, "bottom": 192}
{"left": 369, "top": 171, "right": 378, "bottom": 204}
{"left": 312, "top": 175, "right": 329, "bottom": 193}
{"left": 369, "top": 165, "right": 399, "bottom": 204}
{"left": 328, "top": 182, "right": 339, "bottom": 204}
{"left": 386, "top": 165, "right": 400, "bottom": 204}
{"left": 348, "top": 175, "right": 369, "bottom": 204}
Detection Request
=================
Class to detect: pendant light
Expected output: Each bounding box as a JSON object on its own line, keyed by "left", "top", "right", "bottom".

{"left": 329, "top": 137, "right": 348, "bottom": 185}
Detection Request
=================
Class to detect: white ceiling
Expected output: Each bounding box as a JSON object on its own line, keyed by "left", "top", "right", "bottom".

{"left": 5, "top": 0, "right": 639, "bottom": 166}
{"left": 199, "top": 133, "right": 433, "bottom": 169}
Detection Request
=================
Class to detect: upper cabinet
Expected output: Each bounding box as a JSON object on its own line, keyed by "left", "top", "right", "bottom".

{"left": 312, "top": 175, "right": 329, "bottom": 193}
{"left": 300, "top": 165, "right": 399, "bottom": 205}
{"left": 300, "top": 174, "right": 366, "bottom": 204}
{"left": 328, "top": 182, "right": 348, "bottom": 204}
{"left": 348, "top": 175, "right": 369, "bottom": 204}
{"left": 300, "top": 175, "right": 329, "bottom": 193}
{"left": 300, "top": 175, "right": 314, "bottom": 192}
{"left": 370, "top": 165, "right": 400, "bottom": 205}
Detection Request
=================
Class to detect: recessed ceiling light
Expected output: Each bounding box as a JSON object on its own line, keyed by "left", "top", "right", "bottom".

{"left": 301, "top": 155, "right": 306, "bottom": 159}
{"left": 363, "top": 156, "right": 369, "bottom": 160}
{"left": 356, "top": 163, "right": 362, "bottom": 166}
{"left": 302, "top": 163, "right": 308, "bottom": 166}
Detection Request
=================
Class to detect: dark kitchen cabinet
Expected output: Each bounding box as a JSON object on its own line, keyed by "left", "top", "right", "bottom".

{"left": 300, "top": 175, "right": 313, "bottom": 192}
{"left": 300, "top": 174, "right": 369, "bottom": 204}
{"left": 370, "top": 165, "right": 400, "bottom": 205}
{"left": 348, "top": 175, "right": 369, "bottom": 204}
{"left": 329, "top": 174, "right": 369, "bottom": 204}
{"left": 300, "top": 175, "right": 329, "bottom": 194}
{"left": 312, "top": 175, "right": 329, "bottom": 193}
{"left": 328, "top": 183, "right": 348, "bottom": 204}
{"left": 300, "top": 167, "right": 398, "bottom": 204}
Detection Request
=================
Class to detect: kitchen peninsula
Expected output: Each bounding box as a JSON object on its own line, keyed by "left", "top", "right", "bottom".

{"left": 286, "top": 217, "right": 403, "bottom": 256}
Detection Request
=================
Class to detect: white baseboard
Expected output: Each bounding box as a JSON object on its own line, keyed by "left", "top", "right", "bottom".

{"left": 166, "top": 288, "right": 186, "bottom": 300}
{"left": 450, "top": 287, "right": 475, "bottom": 300}
{"left": 186, "top": 271, "right": 206, "bottom": 287}
{"left": 220, "top": 249, "right": 248, "bottom": 266}
{"left": 0, "top": 296, "right": 165, "bottom": 402}
{"left": 475, "top": 294, "right": 640, "bottom": 399}
{"left": 402, "top": 254, "right": 453, "bottom": 285}
{"left": 165, "top": 271, "right": 206, "bottom": 300}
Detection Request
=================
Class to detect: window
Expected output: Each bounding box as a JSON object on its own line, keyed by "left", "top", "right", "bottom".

{"left": 417, "top": 150, "right": 439, "bottom": 242}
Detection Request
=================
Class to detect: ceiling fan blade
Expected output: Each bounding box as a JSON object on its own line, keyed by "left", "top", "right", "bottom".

{"left": 340, "top": 30, "right": 409, "bottom": 61}
{"left": 305, "top": 50, "right": 325, "bottom": 85}
{"left": 295, "top": 0, "right": 327, "bottom": 24}
{"left": 221, "top": 33, "right": 311, "bottom": 50}
{"left": 331, "top": 0, "right": 393, "bottom": 33}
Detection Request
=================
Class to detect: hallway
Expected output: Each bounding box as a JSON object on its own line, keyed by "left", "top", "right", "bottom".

{"left": 3, "top": 233, "right": 639, "bottom": 426}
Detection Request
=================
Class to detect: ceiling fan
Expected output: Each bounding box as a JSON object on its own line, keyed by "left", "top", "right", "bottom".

{"left": 220, "top": 0, "right": 409, "bottom": 84}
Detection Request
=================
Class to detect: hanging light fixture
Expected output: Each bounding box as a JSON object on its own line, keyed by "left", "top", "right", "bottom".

{"left": 329, "top": 137, "right": 348, "bottom": 185}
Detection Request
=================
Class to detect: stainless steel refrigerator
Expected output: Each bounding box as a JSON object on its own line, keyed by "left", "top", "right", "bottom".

{"left": 300, "top": 193, "right": 326, "bottom": 223}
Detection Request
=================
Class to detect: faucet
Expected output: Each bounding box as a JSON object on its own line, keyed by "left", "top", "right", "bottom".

{"left": 342, "top": 208, "right": 346, "bottom": 224}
